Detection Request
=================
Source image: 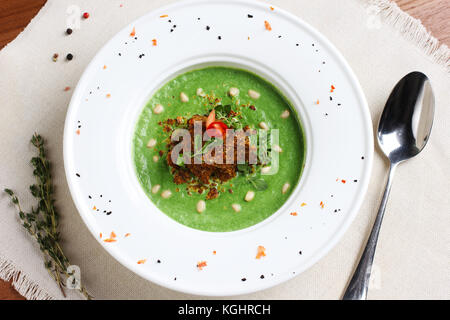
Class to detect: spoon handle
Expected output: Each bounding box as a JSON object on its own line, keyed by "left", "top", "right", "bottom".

{"left": 342, "top": 163, "right": 397, "bottom": 300}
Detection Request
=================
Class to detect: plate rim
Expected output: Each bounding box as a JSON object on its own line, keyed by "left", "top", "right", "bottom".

{"left": 63, "top": 0, "right": 374, "bottom": 296}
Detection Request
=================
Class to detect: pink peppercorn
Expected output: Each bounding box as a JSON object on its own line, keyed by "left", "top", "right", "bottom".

{"left": 83, "top": 12, "right": 89, "bottom": 19}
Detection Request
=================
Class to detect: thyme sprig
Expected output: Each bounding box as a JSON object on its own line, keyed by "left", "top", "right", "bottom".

{"left": 4, "top": 134, "right": 92, "bottom": 300}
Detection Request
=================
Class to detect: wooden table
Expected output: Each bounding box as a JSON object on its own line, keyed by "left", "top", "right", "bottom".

{"left": 0, "top": 0, "right": 449, "bottom": 300}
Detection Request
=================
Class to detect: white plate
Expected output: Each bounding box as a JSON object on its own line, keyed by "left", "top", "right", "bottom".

{"left": 64, "top": 0, "right": 373, "bottom": 296}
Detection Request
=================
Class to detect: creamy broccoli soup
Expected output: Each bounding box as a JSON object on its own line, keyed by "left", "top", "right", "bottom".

{"left": 133, "top": 67, "right": 305, "bottom": 232}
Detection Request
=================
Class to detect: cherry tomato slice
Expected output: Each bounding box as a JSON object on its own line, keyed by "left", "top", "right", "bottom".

{"left": 206, "top": 109, "right": 216, "bottom": 128}
{"left": 206, "top": 121, "right": 228, "bottom": 138}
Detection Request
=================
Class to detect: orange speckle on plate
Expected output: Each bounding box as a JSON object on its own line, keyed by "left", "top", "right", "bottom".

{"left": 160, "top": 14, "right": 168, "bottom": 18}
{"left": 124, "top": 233, "right": 131, "bottom": 238}
{"left": 106, "top": 93, "right": 111, "bottom": 98}
{"left": 92, "top": 206, "right": 96, "bottom": 210}
{"left": 64, "top": 86, "right": 71, "bottom": 91}
{"left": 110, "top": 231, "right": 116, "bottom": 238}
{"left": 270, "top": 6, "right": 274, "bottom": 11}
{"left": 103, "top": 238, "right": 117, "bottom": 243}
{"left": 212, "top": 250, "right": 216, "bottom": 255}
{"left": 330, "top": 85, "right": 335, "bottom": 92}
{"left": 301, "top": 202, "right": 307, "bottom": 207}
{"left": 320, "top": 201, "right": 325, "bottom": 209}
{"left": 341, "top": 179, "right": 346, "bottom": 184}
{"left": 264, "top": 20, "right": 272, "bottom": 31}
{"left": 99, "top": 233, "right": 102, "bottom": 239}
{"left": 197, "top": 261, "right": 207, "bottom": 270}
{"left": 152, "top": 39, "right": 157, "bottom": 46}
{"left": 76, "top": 129, "right": 80, "bottom": 135}
{"left": 290, "top": 212, "right": 298, "bottom": 216}
{"left": 247, "top": 36, "right": 250, "bottom": 40}
{"left": 130, "top": 27, "right": 136, "bottom": 37}
{"left": 256, "top": 245, "right": 266, "bottom": 259}
{"left": 103, "top": 65, "right": 107, "bottom": 69}
{"left": 315, "top": 99, "right": 320, "bottom": 105}
{"left": 137, "top": 259, "right": 147, "bottom": 264}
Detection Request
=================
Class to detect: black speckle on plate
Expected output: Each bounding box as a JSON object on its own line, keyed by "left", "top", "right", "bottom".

{"left": 241, "top": 278, "right": 246, "bottom": 282}
{"left": 75, "top": 173, "right": 80, "bottom": 177}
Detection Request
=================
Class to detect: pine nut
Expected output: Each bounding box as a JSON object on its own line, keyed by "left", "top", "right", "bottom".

{"left": 248, "top": 89, "right": 260, "bottom": 99}
{"left": 272, "top": 144, "right": 282, "bottom": 153}
{"left": 151, "top": 184, "right": 161, "bottom": 194}
{"left": 231, "top": 203, "right": 242, "bottom": 212}
{"left": 153, "top": 104, "right": 164, "bottom": 114}
{"left": 180, "top": 92, "right": 189, "bottom": 102}
{"left": 245, "top": 191, "right": 255, "bottom": 202}
{"left": 229, "top": 87, "right": 239, "bottom": 97}
{"left": 196, "top": 88, "right": 205, "bottom": 97}
{"left": 147, "top": 138, "right": 156, "bottom": 148}
{"left": 161, "top": 190, "right": 172, "bottom": 199}
{"left": 196, "top": 200, "right": 206, "bottom": 213}
{"left": 282, "top": 183, "right": 290, "bottom": 194}
{"left": 153, "top": 155, "right": 159, "bottom": 162}
{"left": 280, "top": 110, "right": 290, "bottom": 118}
{"left": 146, "top": 138, "right": 157, "bottom": 148}
{"left": 259, "top": 122, "right": 269, "bottom": 130}
{"left": 261, "top": 166, "right": 271, "bottom": 174}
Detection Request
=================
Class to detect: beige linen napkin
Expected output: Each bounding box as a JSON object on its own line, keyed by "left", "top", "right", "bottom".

{"left": 0, "top": 0, "right": 449, "bottom": 300}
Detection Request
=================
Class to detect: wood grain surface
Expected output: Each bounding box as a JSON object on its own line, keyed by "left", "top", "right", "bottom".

{"left": 0, "top": 0, "right": 449, "bottom": 300}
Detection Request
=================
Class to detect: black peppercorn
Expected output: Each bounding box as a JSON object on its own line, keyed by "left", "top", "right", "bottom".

{"left": 66, "top": 53, "right": 73, "bottom": 61}
{"left": 66, "top": 28, "right": 73, "bottom": 35}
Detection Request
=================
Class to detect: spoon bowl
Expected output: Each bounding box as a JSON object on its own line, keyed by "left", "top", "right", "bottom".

{"left": 343, "top": 71, "right": 435, "bottom": 299}
{"left": 378, "top": 71, "right": 435, "bottom": 163}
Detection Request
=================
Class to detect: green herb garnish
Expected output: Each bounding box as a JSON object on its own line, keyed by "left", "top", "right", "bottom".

{"left": 247, "top": 176, "right": 268, "bottom": 191}
{"left": 4, "top": 134, "right": 92, "bottom": 300}
{"left": 237, "top": 164, "right": 268, "bottom": 191}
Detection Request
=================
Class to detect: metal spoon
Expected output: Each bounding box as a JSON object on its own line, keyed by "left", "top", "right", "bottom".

{"left": 343, "top": 71, "right": 435, "bottom": 300}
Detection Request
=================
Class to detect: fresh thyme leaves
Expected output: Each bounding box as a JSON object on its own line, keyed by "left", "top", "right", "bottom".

{"left": 215, "top": 104, "right": 231, "bottom": 118}
{"left": 247, "top": 176, "right": 268, "bottom": 191}
{"left": 214, "top": 104, "right": 243, "bottom": 129}
{"left": 237, "top": 163, "right": 252, "bottom": 174}
{"left": 4, "top": 134, "right": 92, "bottom": 300}
{"left": 175, "top": 155, "right": 185, "bottom": 166}
{"left": 237, "top": 164, "right": 268, "bottom": 191}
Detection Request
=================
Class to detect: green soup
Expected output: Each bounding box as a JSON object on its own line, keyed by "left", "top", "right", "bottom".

{"left": 133, "top": 67, "right": 306, "bottom": 232}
